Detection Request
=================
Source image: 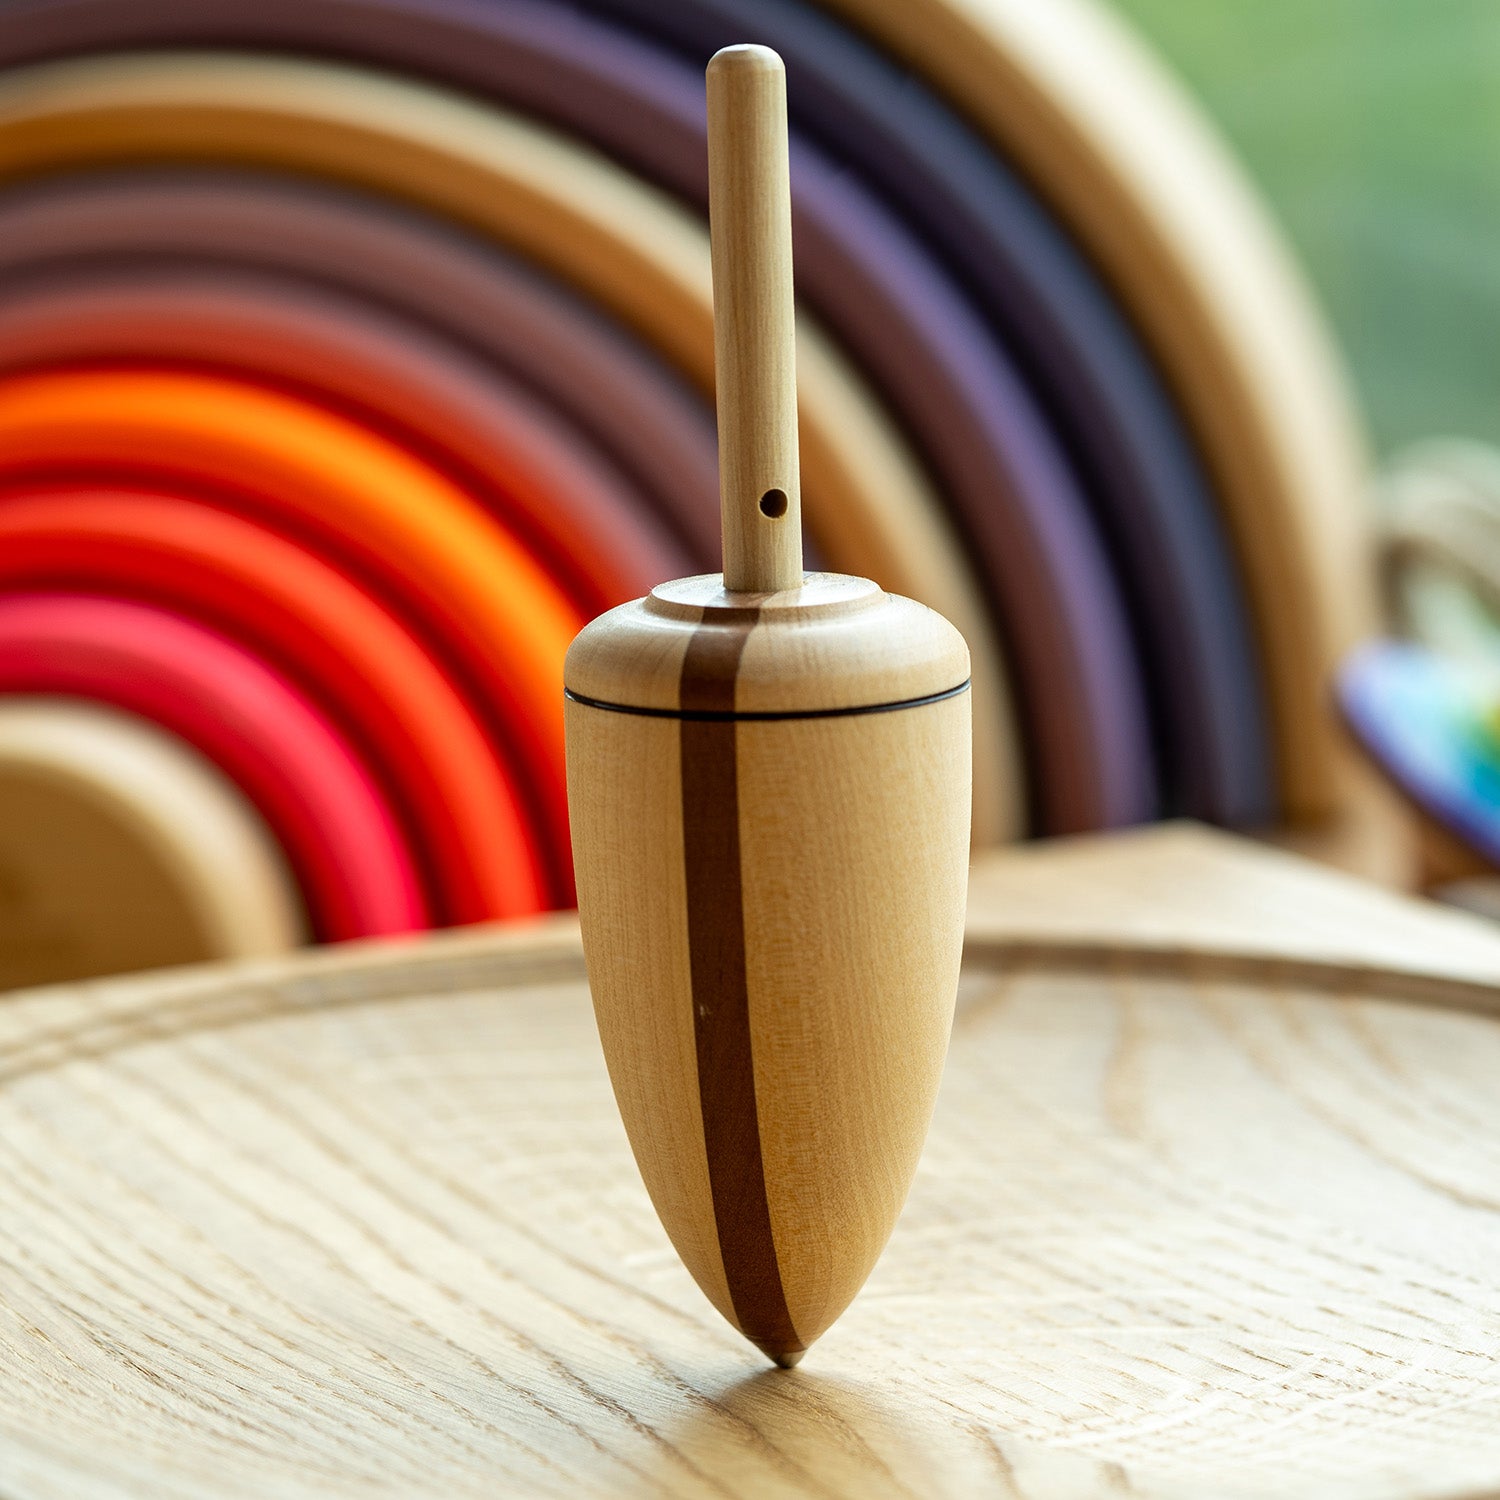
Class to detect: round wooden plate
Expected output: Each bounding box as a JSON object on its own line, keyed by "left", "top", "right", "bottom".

{"left": 3, "top": 838, "right": 1499, "bottom": 1499}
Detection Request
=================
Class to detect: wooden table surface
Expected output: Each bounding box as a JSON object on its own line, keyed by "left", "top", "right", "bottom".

{"left": 3, "top": 824, "right": 1500, "bottom": 1499}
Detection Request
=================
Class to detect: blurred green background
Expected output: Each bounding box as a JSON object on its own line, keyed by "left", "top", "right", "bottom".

{"left": 1112, "top": 0, "right": 1500, "bottom": 460}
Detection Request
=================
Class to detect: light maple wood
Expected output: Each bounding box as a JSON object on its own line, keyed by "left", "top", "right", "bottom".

{"left": 820, "top": 0, "right": 1378, "bottom": 837}
{"left": 566, "top": 572, "right": 973, "bottom": 713}
{"left": 0, "top": 49, "right": 1021, "bottom": 845}
{"left": 566, "top": 663, "right": 971, "bottom": 1362}
{"left": 706, "top": 45, "right": 802, "bottom": 594}
{"left": 732, "top": 700, "right": 970, "bottom": 1344}
{"left": 0, "top": 698, "right": 303, "bottom": 990}
{"left": 5, "top": 827, "right": 1500, "bottom": 1497}
{"left": 567, "top": 87, "right": 974, "bottom": 1358}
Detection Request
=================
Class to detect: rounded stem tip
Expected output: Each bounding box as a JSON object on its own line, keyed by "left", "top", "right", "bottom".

{"left": 707, "top": 43, "right": 785, "bottom": 76}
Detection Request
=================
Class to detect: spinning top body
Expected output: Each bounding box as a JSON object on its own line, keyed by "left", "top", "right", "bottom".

{"left": 565, "top": 576, "right": 970, "bottom": 1364}
{"left": 563, "top": 43, "right": 971, "bottom": 1365}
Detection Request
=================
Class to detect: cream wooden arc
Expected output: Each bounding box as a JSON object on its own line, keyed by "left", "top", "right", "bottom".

{"left": 0, "top": 697, "right": 304, "bottom": 991}
{"left": 820, "top": 0, "right": 1377, "bottom": 831}
{"left": 0, "top": 50, "right": 1020, "bottom": 846}
{"left": 5, "top": 827, "right": 1500, "bottom": 1497}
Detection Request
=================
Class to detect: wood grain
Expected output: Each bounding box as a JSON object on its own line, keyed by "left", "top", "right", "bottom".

{"left": 735, "top": 699, "right": 970, "bottom": 1355}
{"left": 0, "top": 48, "right": 1022, "bottom": 847}
{"left": 4, "top": 828, "right": 1500, "bottom": 1496}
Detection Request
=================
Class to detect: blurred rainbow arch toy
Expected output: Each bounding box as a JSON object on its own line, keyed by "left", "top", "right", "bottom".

{"left": 0, "top": 0, "right": 1381, "bottom": 979}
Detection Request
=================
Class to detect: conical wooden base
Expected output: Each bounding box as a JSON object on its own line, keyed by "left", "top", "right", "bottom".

{"left": 567, "top": 682, "right": 970, "bottom": 1362}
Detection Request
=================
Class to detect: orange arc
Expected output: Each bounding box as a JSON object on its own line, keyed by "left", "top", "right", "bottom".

{"left": 0, "top": 367, "right": 583, "bottom": 892}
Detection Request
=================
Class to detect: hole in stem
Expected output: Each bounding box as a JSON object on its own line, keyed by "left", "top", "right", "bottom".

{"left": 759, "top": 488, "right": 789, "bottom": 519}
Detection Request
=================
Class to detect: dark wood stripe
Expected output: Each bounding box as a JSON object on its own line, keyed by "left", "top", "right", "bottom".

{"left": 678, "top": 607, "right": 803, "bottom": 1362}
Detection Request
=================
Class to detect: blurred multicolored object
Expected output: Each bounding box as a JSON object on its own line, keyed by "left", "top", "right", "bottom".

{"left": 1340, "top": 642, "right": 1500, "bottom": 873}
{"left": 0, "top": 0, "right": 1381, "bottom": 984}
{"left": 1336, "top": 442, "right": 1500, "bottom": 888}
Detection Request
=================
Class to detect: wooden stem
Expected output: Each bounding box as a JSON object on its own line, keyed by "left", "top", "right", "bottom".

{"left": 706, "top": 44, "right": 804, "bottom": 595}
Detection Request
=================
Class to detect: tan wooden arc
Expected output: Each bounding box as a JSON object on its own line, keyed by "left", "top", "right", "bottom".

{"left": 820, "top": 0, "right": 1378, "bottom": 833}
{"left": 2, "top": 825, "right": 1500, "bottom": 1496}
{"left": 0, "top": 697, "right": 304, "bottom": 991}
{"left": 0, "top": 50, "right": 1020, "bottom": 846}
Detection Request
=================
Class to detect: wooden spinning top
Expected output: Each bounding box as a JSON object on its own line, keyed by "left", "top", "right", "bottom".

{"left": 564, "top": 44, "right": 971, "bottom": 1366}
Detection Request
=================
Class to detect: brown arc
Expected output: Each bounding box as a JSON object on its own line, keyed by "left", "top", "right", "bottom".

{"left": 676, "top": 604, "right": 803, "bottom": 1363}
